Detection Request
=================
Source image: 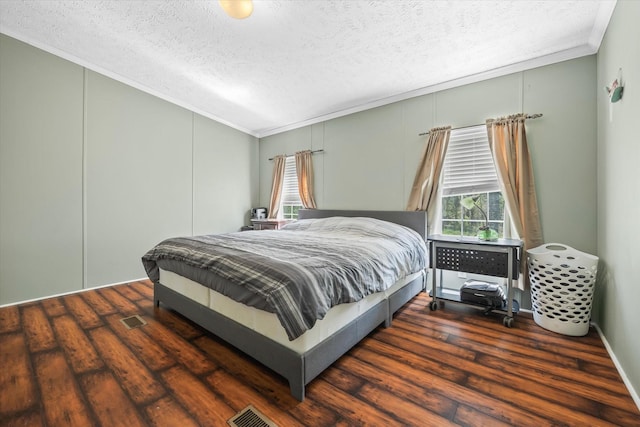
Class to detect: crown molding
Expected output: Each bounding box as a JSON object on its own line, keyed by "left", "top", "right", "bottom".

{"left": 0, "top": 27, "right": 259, "bottom": 138}
{"left": 257, "top": 44, "right": 597, "bottom": 138}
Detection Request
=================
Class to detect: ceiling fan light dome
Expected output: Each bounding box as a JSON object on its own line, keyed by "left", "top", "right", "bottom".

{"left": 218, "top": 0, "right": 253, "bottom": 19}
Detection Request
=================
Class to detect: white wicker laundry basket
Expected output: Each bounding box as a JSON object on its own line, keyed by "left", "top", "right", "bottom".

{"left": 527, "top": 243, "right": 598, "bottom": 336}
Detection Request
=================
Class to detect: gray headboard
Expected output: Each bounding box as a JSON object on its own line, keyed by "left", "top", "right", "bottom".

{"left": 298, "top": 209, "right": 427, "bottom": 241}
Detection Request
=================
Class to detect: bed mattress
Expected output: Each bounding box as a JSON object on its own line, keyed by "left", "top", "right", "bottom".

{"left": 144, "top": 216, "right": 427, "bottom": 340}
{"left": 159, "top": 268, "right": 424, "bottom": 354}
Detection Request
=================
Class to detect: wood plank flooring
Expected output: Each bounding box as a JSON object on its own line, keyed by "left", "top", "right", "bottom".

{"left": 1, "top": 280, "right": 638, "bottom": 426}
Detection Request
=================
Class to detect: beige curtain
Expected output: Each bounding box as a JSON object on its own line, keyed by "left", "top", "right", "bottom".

{"left": 295, "top": 150, "right": 317, "bottom": 209}
{"left": 486, "top": 114, "right": 543, "bottom": 290}
{"left": 406, "top": 126, "right": 452, "bottom": 230}
{"left": 267, "top": 155, "right": 286, "bottom": 219}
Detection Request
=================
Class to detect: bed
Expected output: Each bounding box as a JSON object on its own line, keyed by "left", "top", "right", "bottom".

{"left": 142, "top": 209, "right": 427, "bottom": 401}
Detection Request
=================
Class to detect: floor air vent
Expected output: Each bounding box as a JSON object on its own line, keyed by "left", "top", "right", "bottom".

{"left": 227, "top": 405, "right": 278, "bottom": 427}
{"left": 119, "top": 315, "right": 147, "bottom": 330}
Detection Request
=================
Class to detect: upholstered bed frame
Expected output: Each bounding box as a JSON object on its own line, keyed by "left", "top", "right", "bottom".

{"left": 153, "top": 209, "right": 427, "bottom": 401}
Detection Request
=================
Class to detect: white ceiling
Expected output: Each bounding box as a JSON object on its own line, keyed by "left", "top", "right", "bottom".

{"left": 0, "top": 0, "right": 616, "bottom": 137}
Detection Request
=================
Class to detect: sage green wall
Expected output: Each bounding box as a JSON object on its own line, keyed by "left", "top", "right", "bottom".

{"left": 523, "top": 61, "right": 598, "bottom": 256}
{"left": 0, "top": 34, "right": 259, "bottom": 304}
{"left": 259, "top": 57, "right": 598, "bottom": 258}
{"left": 0, "top": 34, "right": 84, "bottom": 303}
{"left": 193, "top": 113, "right": 259, "bottom": 236}
{"left": 85, "top": 71, "right": 194, "bottom": 286}
{"left": 596, "top": 0, "right": 640, "bottom": 404}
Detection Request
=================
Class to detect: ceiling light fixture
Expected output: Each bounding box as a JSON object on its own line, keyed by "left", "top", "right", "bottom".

{"left": 218, "top": 0, "right": 253, "bottom": 19}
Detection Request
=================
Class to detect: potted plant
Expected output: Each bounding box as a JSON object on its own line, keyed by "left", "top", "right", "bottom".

{"left": 461, "top": 195, "right": 498, "bottom": 241}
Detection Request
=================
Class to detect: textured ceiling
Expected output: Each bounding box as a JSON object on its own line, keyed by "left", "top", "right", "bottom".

{"left": 0, "top": 0, "right": 616, "bottom": 137}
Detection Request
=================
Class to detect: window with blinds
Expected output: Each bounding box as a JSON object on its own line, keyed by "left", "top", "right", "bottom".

{"left": 281, "top": 156, "right": 303, "bottom": 219}
{"left": 441, "top": 125, "right": 499, "bottom": 196}
{"left": 440, "top": 125, "right": 505, "bottom": 237}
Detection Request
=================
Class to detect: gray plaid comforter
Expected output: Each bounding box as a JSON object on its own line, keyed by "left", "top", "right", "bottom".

{"left": 142, "top": 217, "right": 427, "bottom": 340}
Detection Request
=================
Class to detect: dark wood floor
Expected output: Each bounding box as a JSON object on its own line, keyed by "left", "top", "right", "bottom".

{"left": 1, "top": 280, "right": 638, "bottom": 427}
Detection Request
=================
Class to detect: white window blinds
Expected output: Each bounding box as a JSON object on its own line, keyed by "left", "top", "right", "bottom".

{"left": 282, "top": 156, "right": 302, "bottom": 205}
{"left": 441, "top": 125, "right": 499, "bottom": 196}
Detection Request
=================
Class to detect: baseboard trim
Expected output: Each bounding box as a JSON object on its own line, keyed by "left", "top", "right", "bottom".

{"left": 593, "top": 322, "right": 640, "bottom": 411}
{"left": 0, "top": 277, "right": 148, "bottom": 308}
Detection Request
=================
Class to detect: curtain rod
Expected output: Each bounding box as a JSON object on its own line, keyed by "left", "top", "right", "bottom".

{"left": 268, "top": 149, "right": 324, "bottom": 161}
{"left": 418, "top": 113, "right": 543, "bottom": 136}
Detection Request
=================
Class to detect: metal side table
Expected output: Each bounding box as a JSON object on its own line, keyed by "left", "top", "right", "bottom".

{"left": 427, "top": 234, "right": 523, "bottom": 327}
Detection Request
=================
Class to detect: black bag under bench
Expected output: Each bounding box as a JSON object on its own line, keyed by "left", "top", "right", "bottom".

{"left": 460, "top": 280, "right": 506, "bottom": 309}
